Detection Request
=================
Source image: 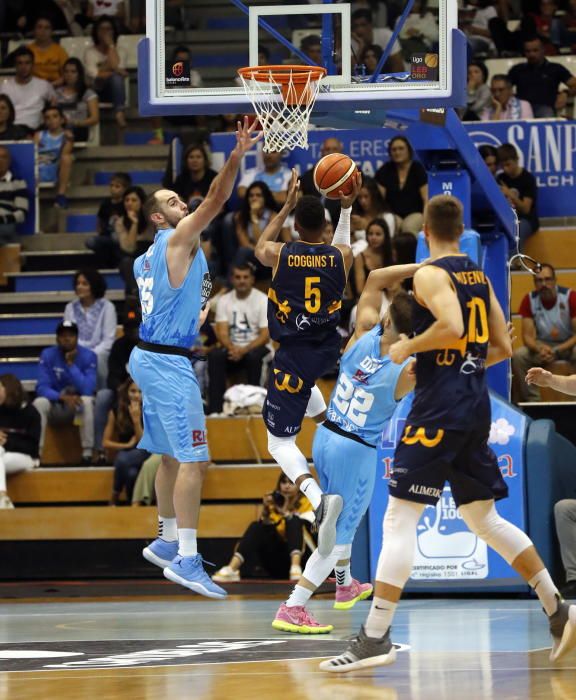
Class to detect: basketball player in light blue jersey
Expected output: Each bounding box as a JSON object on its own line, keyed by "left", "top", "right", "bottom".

{"left": 130, "top": 118, "right": 261, "bottom": 599}
{"left": 272, "top": 262, "right": 420, "bottom": 633}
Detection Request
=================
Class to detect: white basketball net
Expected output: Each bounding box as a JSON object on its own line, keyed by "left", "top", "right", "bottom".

{"left": 238, "top": 67, "right": 325, "bottom": 152}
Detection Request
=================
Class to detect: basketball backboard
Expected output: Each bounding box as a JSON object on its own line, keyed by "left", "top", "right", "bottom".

{"left": 138, "top": 0, "right": 466, "bottom": 118}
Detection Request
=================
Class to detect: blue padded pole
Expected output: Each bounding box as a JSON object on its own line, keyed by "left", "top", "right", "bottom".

{"left": 369, "top": 0, "right": 415, "bottom": 82}
{"left": 322, "top": 0, "right": 337, "bottom": 76}
{"left": 229, "top": 0, "right": 319, "bottom": 67}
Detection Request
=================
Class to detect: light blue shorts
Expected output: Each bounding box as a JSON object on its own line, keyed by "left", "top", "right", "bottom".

{"left": 129, "top": 347, "right": 209, "bottom": 463}
{"left": 312, "top": 425, "right": 377, "bottom": 546}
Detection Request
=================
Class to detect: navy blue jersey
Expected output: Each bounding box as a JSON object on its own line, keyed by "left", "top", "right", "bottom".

{"left": 268, "top": 241, "right": 346, "bottom": 344}
{"left": 409, "top": 255, "right": 491, "bottom": 430}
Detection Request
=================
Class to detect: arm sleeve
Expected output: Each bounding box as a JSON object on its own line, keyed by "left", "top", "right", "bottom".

{"left": 518, "top": 294, "right": 532, "bottom": 317}
{"left": 67, "top": 352, "right": 97, "bottom": 395}
{"left": 331, "top": 206, "right": 352, "bottom": 246}
{"left": 92, "top": 302, "right": 117, "bottom": 355}
{"left": 36, "top": 352, "right": 61, "bottom": 402}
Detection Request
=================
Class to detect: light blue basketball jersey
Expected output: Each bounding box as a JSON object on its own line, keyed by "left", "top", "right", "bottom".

{"left": 134, "top": 229, "right": 211, "bottom": 348}
{"left": 325, "top": 324, "right": 411, "bottom": 446}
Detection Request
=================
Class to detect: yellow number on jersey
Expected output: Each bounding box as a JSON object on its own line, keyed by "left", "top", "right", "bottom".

{"left": 466, "top": 297, "right": 489, "bottom": 343}
{"left": 304, "top": 276, "right": 321, "bottom": 313}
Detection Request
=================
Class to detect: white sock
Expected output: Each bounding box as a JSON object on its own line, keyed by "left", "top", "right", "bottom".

{"left": 529, "top": 569, "right": 560, "bottom": 616}
{"left": 178, "top": 528, "right": 198, "bottom": 557}
{"left": 286, "top": 584, "right": 313, "bottom": 608}
{"left": 365, "top": 597, "right": 397, "bottom": 638}
{"left": 300, "top": 477, "right": 322, "bottom": 509}
{"left": 158, "top": 516, "right": 177, "bottom": 542}
{"left": 335, "top": 563, "right": 352, "bottom": 587}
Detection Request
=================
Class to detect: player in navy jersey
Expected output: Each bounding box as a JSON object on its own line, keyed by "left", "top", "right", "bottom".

{"left": 272, "top": 263, "right": 419, "bottom": 634}
{"left": 255, "top": 169, "right": 360, "bottom": 557}
{"left": 129, "top": 118, "right": 261, "bottom": 599}
{"left": 323, "top": 194, "right": 576, "bottom": 672}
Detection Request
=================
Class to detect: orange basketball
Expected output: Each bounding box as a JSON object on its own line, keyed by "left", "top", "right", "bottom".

{"left": 313, "top": 153, "right": 358, "bottom": 200}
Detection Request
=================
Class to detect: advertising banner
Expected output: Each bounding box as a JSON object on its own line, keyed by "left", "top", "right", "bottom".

{"left": 369, "top": 392, "right": 529, "bottom": 591}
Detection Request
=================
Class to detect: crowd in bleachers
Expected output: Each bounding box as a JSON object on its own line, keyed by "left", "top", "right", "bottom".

{"left": 0, "top": 0, "right": 575, "bottom": 546}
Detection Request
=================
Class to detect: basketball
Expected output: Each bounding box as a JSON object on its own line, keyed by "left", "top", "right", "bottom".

{"left": 313, "top": 153, "right": 358, "bottom": 199}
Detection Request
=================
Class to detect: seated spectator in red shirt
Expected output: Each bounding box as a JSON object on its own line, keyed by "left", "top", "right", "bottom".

{"left": 496, "top": 143, "right": 539, "bottom": 252}
{"left": 512, "top": 264, "right": 576, "bottom": 401}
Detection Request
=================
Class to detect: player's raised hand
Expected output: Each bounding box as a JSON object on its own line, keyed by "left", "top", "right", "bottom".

{"left": 234, "top": 116, "right": 263, "bottom": 155}
{"left": 338, "top": 170, "right": 362, "bottom": 209}
{"left": 284, "top": 168, "right": 300, "bottom": 211}
{"left": 389, "top": 334, "right": 412, "bottom": 364}
{"left": 526, "top": 367, "right": 553, "bottom": 387}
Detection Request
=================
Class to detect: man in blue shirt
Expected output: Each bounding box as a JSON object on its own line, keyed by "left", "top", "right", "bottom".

{"left": 33, "top": 320, "right": 97, "bottom": 465}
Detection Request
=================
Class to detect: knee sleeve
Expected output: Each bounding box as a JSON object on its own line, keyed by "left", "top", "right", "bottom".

{"left": 267, "top": 431, "right": 310, "bottom": 484}
{"left": 305, "top": 385, "right": 327, "bottom": 419}
{"left": 376, "top": 496, "right": 426, "bottom": 588}
{"left": 459, "top": 500, "right": 532, "bottom": 565}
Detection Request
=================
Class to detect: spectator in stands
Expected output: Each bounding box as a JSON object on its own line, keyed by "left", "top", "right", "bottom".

{"left": 64, "top": 268, "right": 117, "bottom": 390}
{"left": 237, "top": 151, "right": 292, "bottom": 205}
{"left": 103, "top": 377, "right": 149, "bottom": 505}
{"left": 33, "top": 320, "right": 96, "bottom": 465}
{"left": 93, "top": 313, "right": 139, "bottom": 466}
{"left": 164, "top": 144, "right": 217, "bottom": 207}
{"left": 350, "top": 8, "right": 405, "bottom": 74}
{"left": 463, "top": 0, "right": 498, "bottom": 57}
{"left": 375, "top": 135, "right": 428, "bottom": 236}
{"left": 85, "top": 15, "right": 128, "bottom": 129}
{"left": 354, "top": 218, "right": 393, "bottom": 296}
{"left": 300, "top": 34, "right": 322, "bottom": 65}
{"left": 87, "top": 0, "right": 127, "bottom": 31}
{"left": 212, "top": 473, "right": 313, "bottom": 582}
{"left": 559, "top": 0, "right": 576, "bottom": 50}
{"left": 87, "top": 172, "right": 131, "bottom": 267}
{"left": 0, "top": 374, "right": 40, "bottom": 510}
{"left": 207, "top": 263, "right": 270, "bottom": 415}
{"left": 392, "top": 230, "right": 418, "bottom": 292}
{"left": 0, "top": 96, "right": 31, "bottom": 141}
{"left": 462, "top": 61, "right": 492, "bottom": 121}
{"left": 496, "top": 143, "right": 539, "bottom": 250}
{"left": 481, "top": 74, "right": 534, "bottom": 120}
{"left": 396, "top": 0, "right": 439, "bottom": 60}
{"left": 508, "top": 36, "right": 576, "bottom": 117}
{"left": 0, "top": 146, "right": 30, "bottom": 244}
{"left": 352, "top": 176, "right": 397, "bottom": 240}
{"left": 512, "top": 263, "right": 576, "bottom": 401}
{"left": 231, "top": 181, "right": 287, "bottom": 277}
{"left": 300, "top": 136, "right": 343, "bottom": 226}
{"left": 554, "top": 498, "right": 576, "bottom": 598}
{"left": 0, "top": 47, "right": 56, "bottom": 131}
{"left": 55, "top": 58, "right": 100, "bottom": 142}
{"left": 114, "top": 186, "right": 152, "bottom": 296}
{"left": 28, "top": 15, "right": 68, "bottom": 85}
{"left": 359, "top": 43, "right": 384, "bottom": 76}
{"left": 523, "top": 0, "right": 562, "bottom": 55}
{"left": 53, "top": 0, "right": 89, "bottom": 36}
{"left": 35, "top": 105, "right": 74, "bottom": 210}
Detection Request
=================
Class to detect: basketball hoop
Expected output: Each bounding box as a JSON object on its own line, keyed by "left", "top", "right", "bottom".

{"left": 238, "top": 65, "right": 327, "bottom": 152}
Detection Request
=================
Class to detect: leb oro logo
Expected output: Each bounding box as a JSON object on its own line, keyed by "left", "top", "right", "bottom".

{"left": 172, "top": 61, "right": 184, "bottom": 77}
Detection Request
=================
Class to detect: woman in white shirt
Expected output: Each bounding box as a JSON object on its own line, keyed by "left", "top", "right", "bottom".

{"left": 64, "top": 268, "right": 118, "bottom": 388}
{"left": 84, "top": 16, "right": 128, "bottom": 128}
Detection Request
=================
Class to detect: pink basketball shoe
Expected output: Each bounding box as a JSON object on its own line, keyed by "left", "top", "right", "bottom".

{"left": 334, "top": 579, "right": 374, "bottom": 610}
{"left": 272, "top": 603, "right": 333, "bottom": 634}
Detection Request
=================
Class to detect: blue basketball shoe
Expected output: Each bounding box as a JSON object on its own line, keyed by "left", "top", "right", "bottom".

{"left": 163, "top": 554, "right": 228, "bottom": 599}
{"left": 142, "top": 538, "right": 179, "bottom": 569}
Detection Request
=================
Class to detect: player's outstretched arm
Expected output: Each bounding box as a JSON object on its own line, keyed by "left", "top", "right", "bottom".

{"left": 171, "top": 117, "right": 262, "bottom": 252}
{"left": 389, "top": 265, "right": 464, "bottom": 364}
{"left": 354, "top": 263, "right": 420, "bottom": 340}
{"left": 331, "top": 171, "right": 362, "bottom": 272}
{"left": 255, "top": 168, "right": 299, "bottom": 268}
{"left": 485, "top": 281, "right": 513, "bottom": 367}
{"left": 526, "top": 367, "right": 576, "bottom": 394}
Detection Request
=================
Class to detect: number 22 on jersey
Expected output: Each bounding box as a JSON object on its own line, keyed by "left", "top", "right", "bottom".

{"left": 333, "top": 373, "right": 374, "bottom": 427}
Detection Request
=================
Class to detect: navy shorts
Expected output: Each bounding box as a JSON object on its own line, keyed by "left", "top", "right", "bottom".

{"left": 263, "top": 340, "right": 340, "bottom": 437}
{"left": 389, "top": 423, "right": 508, "bottom": 507}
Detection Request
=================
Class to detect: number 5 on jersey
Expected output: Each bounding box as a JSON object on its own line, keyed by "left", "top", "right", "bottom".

{"left": 137, "top": 276, "right": 154, "bottom": 315}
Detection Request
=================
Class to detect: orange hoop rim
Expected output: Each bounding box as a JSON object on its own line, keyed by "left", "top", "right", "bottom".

{"left": 238, "top": 64, "right": 327, "bottom": 85}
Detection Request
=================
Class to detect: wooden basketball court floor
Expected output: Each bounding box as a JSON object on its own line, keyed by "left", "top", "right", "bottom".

{"left": 1, "top": 594, "right": 575, "bottom": 700}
